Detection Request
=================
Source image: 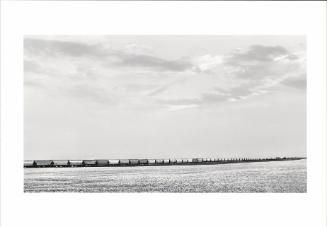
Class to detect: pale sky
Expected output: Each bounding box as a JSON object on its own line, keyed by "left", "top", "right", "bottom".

{"left": 24, "top": 36, "right": 306, "bottom": 160}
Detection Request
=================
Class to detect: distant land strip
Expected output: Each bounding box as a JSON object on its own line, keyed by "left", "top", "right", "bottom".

{"left": 24, "top": 157, "right": 306, "bottom": 168}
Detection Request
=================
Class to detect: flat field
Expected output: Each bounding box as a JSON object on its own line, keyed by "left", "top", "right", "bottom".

{"left": 24, "top": 159, "right": 306, "bottom": 193}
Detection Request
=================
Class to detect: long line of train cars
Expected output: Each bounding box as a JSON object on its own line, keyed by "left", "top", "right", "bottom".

{"left": 24, "top": 157, "right": 305, "bottom": 168}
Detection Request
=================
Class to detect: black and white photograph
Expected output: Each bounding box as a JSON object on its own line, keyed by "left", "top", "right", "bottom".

{"left": 24, "top": 35, "right": 307, "bottom": 193}
{"left": 1, "top": 1, "right": 326, "bottom": 227}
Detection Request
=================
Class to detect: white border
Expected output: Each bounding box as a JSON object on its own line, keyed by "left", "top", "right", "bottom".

{"left": 1, "top": 2, "right": 326, "bottom": 227}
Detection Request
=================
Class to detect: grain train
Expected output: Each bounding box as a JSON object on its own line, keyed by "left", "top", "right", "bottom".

{"left": 24, "top": 157, "right": 305, "bottom": 168}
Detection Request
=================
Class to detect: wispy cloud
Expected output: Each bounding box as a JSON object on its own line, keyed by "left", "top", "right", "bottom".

{"left": 281, "top": 74, "right": 306, "bottom": 89}
{"left": 224, "top": 45, "right": 289, "bottom": 64}
{"left": 24, "top": 37, "right": 306, "bottom": 111}
{"left": 147, "top": 78, "right": 187, "bottom": 96}
{"left": 25, "top": 38, "right": 106, "bottom": 58}
{"left": 25, "top": 38, "right": 194, "bottom": 73}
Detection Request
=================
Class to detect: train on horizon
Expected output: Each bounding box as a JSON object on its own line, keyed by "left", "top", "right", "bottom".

{"left": 24, "top": 157, "right": 305, "bottom": 168}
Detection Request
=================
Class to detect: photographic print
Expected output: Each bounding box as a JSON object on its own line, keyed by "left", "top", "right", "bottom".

{"left": 24, "top": 35, "right": 306, "bottom": 193}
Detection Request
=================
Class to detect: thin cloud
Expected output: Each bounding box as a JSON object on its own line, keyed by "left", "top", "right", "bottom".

{"left": 281, "top": 75, "right": 307, "bottom": 89}
{"left": 225, "top": 45, "right": 289, "bottom": 64}
{"left": 24, "top": 60, "right": 42, "bottom": 73}
{"left": 220, "top": 45, "right": 306, "bottom": 98}
{"left": 147, "top": 78, "right": 186, "bottom": 96}
{"left": 25, "top": 37, "right": 306, "bottom": 110}
{"left": 65, "top": 84, "right": 117, "bottom": 105}
{"left": 24, "top": 79, "right": 45, "bottom": 89}
{"left": 114, "top": 52, "right": 192, "bottom": 72}
{"left": 25, "top": 38, "right": 194, "bottom": 72}
{"left": 24, "top": 38, "right": 106, "bottom": 58}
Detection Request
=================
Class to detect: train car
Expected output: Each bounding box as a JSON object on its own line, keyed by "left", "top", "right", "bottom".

{"left": 148, "top": 159, "right": 156, "bottom": 165}
{"left": 96, "top": 160, "right": 109, "bottom": 167}
{"left": 53, "top": 160, "right": 70, "bottom": 167}
{"left": 70, "top": 160, "right": 85, "bottom": 167}
{"left": 24, "top": 160, "right": 36, "bottom": 168}
{"left": 193, "top": 158, "right": 203, "bottom": 163}
{"left": 155, "top": 159, "right": 164, "bottom": 164}
{"left": 169, "top": 159, "right": 177, "bottom": 164}
{"left": 187, "top": 158, "right": 193, "bottom": 163}
{"left": 35, "top": 160, "right": 54, "bottom": 168}
{"left": 109, "top": 159, "right": 119, "bottom": 165}
{"left": 129, "top": 159, "right": 139, "bottom": 165}
{"left": 163, "top": 159, "right": 170, "bottom": 164}
{"left": 119, "top": 159, "right": 130, "bottom": 166}
{"left": 139, "top": 159, "right": 148, "bottom": 165}
{"left": 182, "top": 158, "right": 188, "bottom": 163}
{"left": 176, "top": 159, "right": 183, "bottom": 164}
{"left": 84, "top": 160, "right": 97, "bottom": 167}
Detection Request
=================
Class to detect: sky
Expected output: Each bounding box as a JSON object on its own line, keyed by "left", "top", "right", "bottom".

{"left": 24, "top": 36, "right": 306, "bottom": 160}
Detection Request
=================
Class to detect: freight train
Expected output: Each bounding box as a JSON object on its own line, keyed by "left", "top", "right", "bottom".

{"left": 24, "top": 157, "right": 305, "bottom": 168}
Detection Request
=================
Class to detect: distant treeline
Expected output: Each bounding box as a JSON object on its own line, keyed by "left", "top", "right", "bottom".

{"left": 24, "top": 157, "right": 305, "bottom": 168}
